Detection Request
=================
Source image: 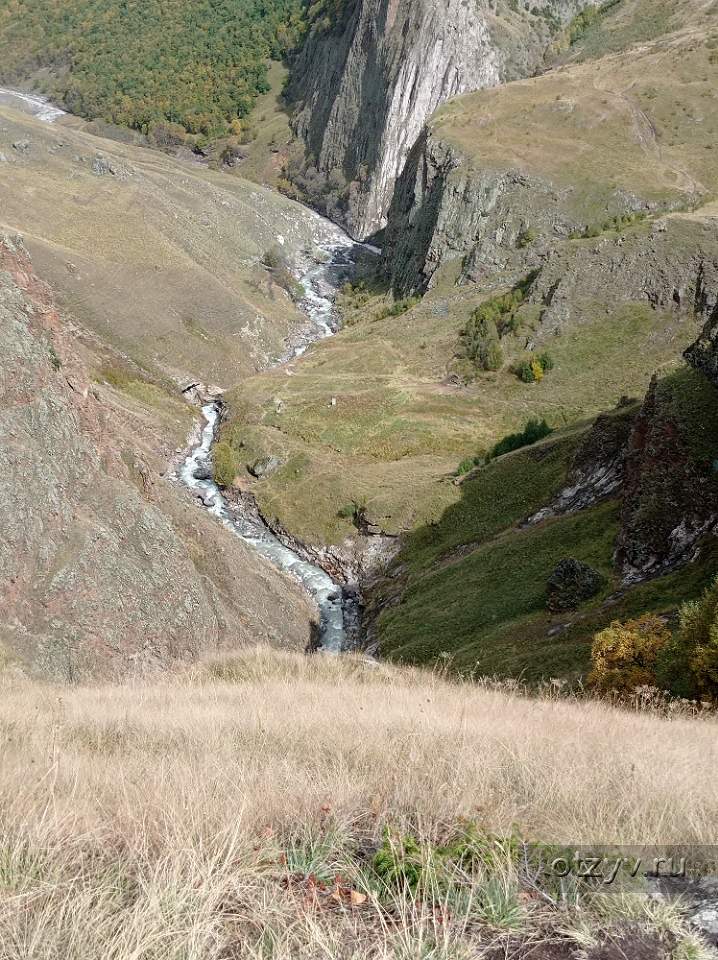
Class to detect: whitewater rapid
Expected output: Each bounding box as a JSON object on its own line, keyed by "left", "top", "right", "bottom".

{"left": 0, "top": 88, "right": 66, "bottom": 123}
{"left": 179, "top": 224, "right": 368, "bottom": 653}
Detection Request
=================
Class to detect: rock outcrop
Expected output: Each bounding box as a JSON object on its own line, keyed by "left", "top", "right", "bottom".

{"left": 685, "top": 261, "right": 718, "bottom": 388}
{"left": 383, "top": 128, "right": 576, "bottom": 294}
{"left": 379, "top": 17, "right": 716, "bottom": 293}
{"left": 289, "top": 0, "right": 597, "bottom": 239}
{"left": 546, "top": 558, "right": 605, "bottom": 612}
{"left": 528, "top": 365, "right": 718, "bottom": 586}
{"left": 524, "top": 219, "right": 718, "bottom": 335}
{"left": 0, "top": 236, "right": 314, "bottom": 679}
{"left": 616, "top": 375, "right": 718, "bottom": 582}
{"left": 526, "top": 402, "right": 638, "bottom": 526}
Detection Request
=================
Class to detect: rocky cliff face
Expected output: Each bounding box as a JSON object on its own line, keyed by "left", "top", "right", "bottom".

{"left": 529, "top": 368, "right": 718, "bottom": 585}
{"left": 685, "top": 265, "right": 718, "bottom": 388}
{"left": 0, "top": 236, "right": 314, "bottom": 679}
{"left": 615, "top": 373, "right": 718, "bottom": 582}
{"left": 289, "top": 0, "right": 596, "bottom": 239}
{"left": 524, "top": 218, "right": 718, "bottom": 335}
{"left": 380, "top": 12, "right": 717, "bottom": 293}
{"left": 383, "top": 127, "right": 573, "bottom": 293}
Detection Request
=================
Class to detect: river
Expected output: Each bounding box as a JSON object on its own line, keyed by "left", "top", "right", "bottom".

{"left": 0, "top": 88, "right": 67, "bottom": 122}
{"left": 178, "top": 226, "right": 371, "bottom": 654}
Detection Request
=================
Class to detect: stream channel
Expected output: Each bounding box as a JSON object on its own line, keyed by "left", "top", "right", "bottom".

{"left": 178, "top": 227, "right": 375, "bottom": 653}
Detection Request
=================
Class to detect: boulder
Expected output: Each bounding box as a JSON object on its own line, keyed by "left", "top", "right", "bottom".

{"left": 547, "top": 558, "right": 605, "bottom": 612}
{"left": 92, "top": 155, "right": 113, "bottom": 176}
{"left": 247, "top": 455, "right": 282, "bottom": 479}
{"left": 91, "top": 154, "right": 132, "bottom": 179}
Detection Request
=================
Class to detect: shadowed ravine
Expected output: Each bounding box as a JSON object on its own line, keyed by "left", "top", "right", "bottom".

{"left": 179, "top": 228, "right": 374, "bottom": 653}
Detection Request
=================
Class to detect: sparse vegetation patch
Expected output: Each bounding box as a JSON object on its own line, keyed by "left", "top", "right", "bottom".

{"left": 461, "top": 273, "right": 537, "bottom": 372}
{"left": 489, "top": 417, "right": 553, "bottom": 460}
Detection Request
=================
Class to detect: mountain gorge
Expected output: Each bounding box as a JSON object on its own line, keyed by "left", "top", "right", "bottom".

{"left": 1, "top": 0, "right": 718, "bottom": 691}
{"left": 0, "top": 232, "right": 314, "bottom": 679}
{"left": 218, "top": 0, "right": 718, "bottom": 683}
{"left": 4, "top": 3, "right": 718, "bottom": 955}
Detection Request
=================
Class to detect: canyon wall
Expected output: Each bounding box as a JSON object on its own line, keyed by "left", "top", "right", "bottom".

{"left": 289, "top": 0, "right": 596, "bottom": 239}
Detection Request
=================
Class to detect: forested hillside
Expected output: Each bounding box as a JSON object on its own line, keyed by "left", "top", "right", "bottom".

{"left": 0, "top": 0, "right": 306, "bottom": 138}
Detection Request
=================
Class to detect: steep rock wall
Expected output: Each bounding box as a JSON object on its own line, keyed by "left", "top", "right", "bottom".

{"left": 382, "top": 128, "right": 576, "bottom": 294}
{"left": 289, "top": 0, "right": 595, "bottom": 239}
{"left": 616, "top": 374, "right": 718, "bottom": 582}
{"left": 685, "top": 260, "right": 718, "bottom": 388}
{"left": 379, "top": 16, "right": 717, "bottom": 294}
{"left": 524, "top": 219, "right": 718, "bottom": 334}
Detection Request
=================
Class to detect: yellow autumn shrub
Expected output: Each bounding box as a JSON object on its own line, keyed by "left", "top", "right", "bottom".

{"left": 588, "top": 615, "right": 671, "bottom": 696}
{"left": 530, "top": 358, "right": 544, "bottom": 382}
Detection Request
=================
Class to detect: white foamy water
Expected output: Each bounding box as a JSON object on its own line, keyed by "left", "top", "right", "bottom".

{"left": 180, "top": 403, "right": 347, "bottom": 652}
{"left": 0, "top": 88, "right": 67, "bottom": 123}
{"left": 179, "top": 220, "right": 376, "bottom": 652}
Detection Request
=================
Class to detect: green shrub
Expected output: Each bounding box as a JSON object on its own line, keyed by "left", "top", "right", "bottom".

{"left": 657, "top": 577, "right": 718, "bottom": 700}
{"left": 517, "top": 227, "right": 537, "bottom": 248}
{"left": 571, "top": 212, "right": 647, "bottom": 241}
{"left": 263, "top": 245, "right": 304, "bottom": 301}
{"left": 48, "top": 345, "right": 62, "bottom": 371}
{"left": 372, "top": 824, "right": 521, "bottom": 895}
{"left": 516, "top": 359, "right": 536, "bottom": 383}
{"left": 375, "top": 297, "right": 419, "bottom": 321}
{"left": 485, "top": 339, "right": 505, "bottom": 372}
{"left": 337, "top": 499, "right": 367, "bottom": 527}
{"left": 567, "top": 0, "right": 621, "bottom": 45}
{"left": 213, "top": 441, "right": 238, "bottom": 487}
{"left": 547, "top": 558, "right": 605, "bottom": 612}
{"left": 538, "top": 352, "right": 554, "bottom": 372}
{"left": 373, "top": 831, "right": 424, "bottom": 890}
{"left": 488, "top": 418, "right": 553, "bottom": 460}
{"left": 462, "top": 273, "right": 538, "bottom": 371}
{"left": 515, "top": 352, "right": 554, "bottom": 383}
{"left": 589, "top": 615, "right": 671, "bottom": 696}
{"left": 457, "top": 456, "right": 483, "bottom": 476}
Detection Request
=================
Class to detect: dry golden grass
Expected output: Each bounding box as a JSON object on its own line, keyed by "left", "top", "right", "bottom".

{"left": 0, "top": 105, "right": 318, "bottom": 388}
{"left": 1, "top": 648, "right": 717, "bottom": 958}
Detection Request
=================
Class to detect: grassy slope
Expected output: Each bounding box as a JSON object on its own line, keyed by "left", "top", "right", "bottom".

{"left": 0, "top": 105, "right": 318, "bottom": 388}
{"left": 376, "top": 367, "right": 718, "bottom": 679}
{"left": 228, "top": 60, "right": 294, "bottom": 189}
{"left": 433, "top": 0, "right": 718, "bottom": 220}
{"left": 225, "top": 263, "right": 697, "bottom": 544}
{"left": 559, "top": 0, "right": 715, "bottom": 62}
{"left": 1, "top": 648, "right": 716, "bottom": 957}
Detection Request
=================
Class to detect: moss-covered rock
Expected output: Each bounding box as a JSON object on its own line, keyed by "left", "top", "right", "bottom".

{"left": 547, "top": 557, "right": 605, "bottom": 612}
